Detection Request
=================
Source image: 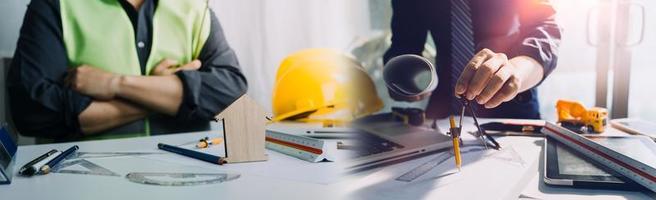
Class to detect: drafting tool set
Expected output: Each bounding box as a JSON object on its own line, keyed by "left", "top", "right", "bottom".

{"left": 18, "top": 145, "right": 79, "bottom": 176}
{"left": 543, "top": 122, "right": 656, "bottom": 192}
{"left": 18, "top": 143, "right": 241, "bottom": 186}
{"left": 265, "top": 129, "right": 331, "bottom": 162}
{"left": 392, "top": 99, "right": 506, "bottom": 182}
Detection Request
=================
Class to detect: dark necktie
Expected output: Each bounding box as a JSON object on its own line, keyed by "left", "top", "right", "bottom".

{"left": 450, "top": 0, "right": 475, "bottom": 115}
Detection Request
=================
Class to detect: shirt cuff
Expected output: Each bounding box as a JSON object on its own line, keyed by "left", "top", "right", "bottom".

{"left": 508, "top": 37, "right": 558, "bottom": 86}
{"left": 66, "top": 91, "right": 92, "bottom": 138}
{"left": 175, "top": 70, "right": 202, "bottom": 123}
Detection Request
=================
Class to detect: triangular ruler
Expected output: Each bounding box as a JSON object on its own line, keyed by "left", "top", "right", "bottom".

{"left": 53, "top": 159, "right": 119, "bottom": 177}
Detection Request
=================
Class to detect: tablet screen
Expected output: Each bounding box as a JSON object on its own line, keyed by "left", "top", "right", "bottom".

{"left": 546, "top": 135, "right": 651, "bottom": 190}
{"left": 556, "top": 144, "right": 610, "bottom": 176}
{"left": 586, "top": 136, "right": 656, "bottom": 169}
{"left": 556, "top": 136, "right": 656, "bottom": 176}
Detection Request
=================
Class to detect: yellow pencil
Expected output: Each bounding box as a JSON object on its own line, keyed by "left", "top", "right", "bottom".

{"left": 453, "top": 136, "right": 462, "bottom": 171}
{"left": 449, "top": 115, "right": 462, "bottom": 171}
{"left": 196, "top": 137, "right": 223, "bottom": 149}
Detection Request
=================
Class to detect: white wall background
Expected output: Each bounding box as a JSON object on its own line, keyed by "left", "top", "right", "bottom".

{"left": 0, "top": 0, "right": 374, "bottom": 113}
{"left": 0, "top": 0, "right": 29, "bottom": 58}
{"left": 209, "top": 0, "right": 373, "bottom": 111}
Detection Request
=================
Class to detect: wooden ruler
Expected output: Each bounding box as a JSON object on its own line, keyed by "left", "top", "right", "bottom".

{"left": 542, "top": 122, "right": 656, "bottom": 192}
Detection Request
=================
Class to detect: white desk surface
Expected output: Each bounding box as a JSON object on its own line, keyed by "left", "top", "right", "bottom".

{"left": 343, "top": 118, "right": 543, "bottom": 200}
{"left": 0, "top": 127, "right": 351, "bottom": 200}
{"left": 1, "top": 119, "right": 655, "bottom": 200}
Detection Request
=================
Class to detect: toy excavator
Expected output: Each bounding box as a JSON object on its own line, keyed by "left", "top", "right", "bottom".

{"left": 556, "top": 99, "right": 608, "bottom": 133}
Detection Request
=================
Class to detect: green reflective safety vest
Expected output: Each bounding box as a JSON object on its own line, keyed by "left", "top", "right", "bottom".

{"left": 60, "top": 0, "right": 211, "bottom": 139}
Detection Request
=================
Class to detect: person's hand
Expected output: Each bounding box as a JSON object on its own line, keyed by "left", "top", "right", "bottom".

{"left": 150, "top": 59, "right": 202, "bottom": 76}
{"left": 455, "top": 48, "right": 522, "bottom": 108}
{"left": 66, "top": 65, "right": 121, "bottom": 100}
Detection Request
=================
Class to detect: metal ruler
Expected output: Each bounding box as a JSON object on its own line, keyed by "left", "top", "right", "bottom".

{"left": 73, "top": 152, "right": 165, "bottom": 159}
{"left": 396, "top": 151, "right": 453, "bottom": 182}
{"left": 265, "top": 130, "right": 330, "bottom": 162}
{"left": 126, "top": 172, "right": 239, "bottom": 186}
{"left": 396, "top": 146, "right": 487, "bottom": 182}
{"left": 543, "top": 122, "right": 656, "bottom": 192}
{"left": 396, "top": 145, "right": 525, "bottom": 182}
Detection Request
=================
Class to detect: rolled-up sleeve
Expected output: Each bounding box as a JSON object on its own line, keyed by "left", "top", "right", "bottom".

{"left": 174, "top": 10, "right": 248, "bottom": 122}
{"left": 509, "top": 0, "right": 562, "bottom": 82}
{"left": 7, "top": 0, "right": 91, "bottom": 139}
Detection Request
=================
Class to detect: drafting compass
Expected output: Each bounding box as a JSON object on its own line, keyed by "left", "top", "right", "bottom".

{"left": 457, "top": 98, "right": 501, "bottom": 150}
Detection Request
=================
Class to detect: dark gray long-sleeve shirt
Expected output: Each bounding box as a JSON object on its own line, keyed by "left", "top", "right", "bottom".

{"left": 384, "top": 0, "right": 561, "bottom": 119}
{"left": 7, "top": 0, "right": 247, "bottom": 139}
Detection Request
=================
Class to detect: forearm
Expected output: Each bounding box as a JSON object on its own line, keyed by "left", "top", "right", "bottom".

{"left": 79, "top": 99, "right": 148, "bottom": 134}
{"left": 513, "top": 0, "right": 561, "bottom": 79}
{"left": 115, "top": 75, "right": 184, "bottom": 116}
{"left": 509, "top": 55, "right": 544, "bottom": 92}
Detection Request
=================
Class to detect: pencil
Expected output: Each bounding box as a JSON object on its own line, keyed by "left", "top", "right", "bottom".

{"left": 449, "top": 116, "right": 462, "bottom": 171}
{"left": 453, "top": 137, "right": 461, "bottom": 171}
{"left": 196, "top": 137, "right": 223, "bottom": 149}
{"left": 158, "top": 143, "right": 226, "bottom": 165}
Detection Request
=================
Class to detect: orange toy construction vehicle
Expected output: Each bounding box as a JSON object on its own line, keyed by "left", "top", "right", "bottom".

{"left": 556, "top": 99, "right": 608, "bottom": 133}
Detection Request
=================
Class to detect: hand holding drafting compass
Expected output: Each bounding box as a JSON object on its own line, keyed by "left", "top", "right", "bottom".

{"left": 456, "top": 98, "right": 501, "bottom": 150}
{"left": 382, "top": 54, "right": 499, "bottom": 149}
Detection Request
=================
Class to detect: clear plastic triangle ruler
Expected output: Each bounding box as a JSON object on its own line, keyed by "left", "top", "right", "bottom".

{"left": 53, "top": 159, "right": 120, "bottom": 177}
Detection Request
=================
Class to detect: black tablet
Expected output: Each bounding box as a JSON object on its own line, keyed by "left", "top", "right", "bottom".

{"left": 544, "top": 136, "right": 647, "bottom": 190}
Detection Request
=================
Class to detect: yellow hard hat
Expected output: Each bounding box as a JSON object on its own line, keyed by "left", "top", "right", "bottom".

{"left": 272, "top": 48, "right": 383, "bottom": 124}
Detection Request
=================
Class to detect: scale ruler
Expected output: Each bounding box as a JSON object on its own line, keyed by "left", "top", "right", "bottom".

{"left": 265, "top": 130, "right": 330, "bottom": 162}
{"left": 543, "top": 122, "right": 656, "bottom": 192}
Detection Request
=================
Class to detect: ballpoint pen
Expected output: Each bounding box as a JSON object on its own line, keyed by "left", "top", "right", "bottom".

{"left": 18, "top": 149, "right": 58, "bottom": 176}
{"left": 40, "top": 145, "right": 79, "bottom": 174}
